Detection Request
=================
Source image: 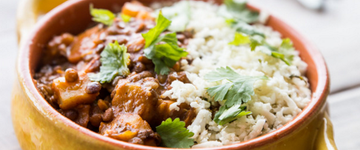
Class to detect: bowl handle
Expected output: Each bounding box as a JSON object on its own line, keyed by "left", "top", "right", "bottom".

{"left": 314, "top": 112, "right": 338, "bottom": 150}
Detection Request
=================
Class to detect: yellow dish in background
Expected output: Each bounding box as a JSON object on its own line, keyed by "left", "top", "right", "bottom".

{"left": 17, "top": 0, "right": 67, "bottom": 45}
{"left": 14, "top": 0, "right": 338, "bottom": 149}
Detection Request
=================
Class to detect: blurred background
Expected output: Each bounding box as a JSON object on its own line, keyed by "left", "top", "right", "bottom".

{"left": 1, "top": 0, "right": 359, "bottom": 149}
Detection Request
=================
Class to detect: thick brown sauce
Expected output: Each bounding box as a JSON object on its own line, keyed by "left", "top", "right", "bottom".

{"left": 34, "top": 2, "right": 195, "bottom": 146}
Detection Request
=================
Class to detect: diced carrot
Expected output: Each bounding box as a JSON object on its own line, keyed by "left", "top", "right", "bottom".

{"left": 121, "top": 2, "right": 142, "bottom": 17}
{"left": 113, "top": 130, "right": 138, "bottom": 141}
{"left": 136, "top": 11, "right": 153, "bottom": 20}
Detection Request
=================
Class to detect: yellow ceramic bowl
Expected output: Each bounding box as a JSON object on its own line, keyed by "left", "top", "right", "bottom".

{"left": 12, "top": 0, "right": 336, "bottom": 149}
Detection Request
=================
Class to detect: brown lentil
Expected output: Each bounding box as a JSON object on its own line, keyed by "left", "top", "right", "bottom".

{"left": 64, "top": 68, "right": 78, "bottom": 82}
{"left": 85, "top": 82, "right": 101, "bottom": 94}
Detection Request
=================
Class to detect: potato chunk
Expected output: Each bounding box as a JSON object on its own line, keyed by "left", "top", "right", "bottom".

{"left": 52, "top": 73, "right": 99, "bottom": 109}
{"left": 111, "top": 72, "right": 158, "bottom": 122}
{"left": 99, "top": 113, "right": 160, "bottom": 146}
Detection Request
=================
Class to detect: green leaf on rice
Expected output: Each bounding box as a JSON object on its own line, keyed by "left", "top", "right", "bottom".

{"left": 205, "top": 67, "right": 267, "bottom": 125}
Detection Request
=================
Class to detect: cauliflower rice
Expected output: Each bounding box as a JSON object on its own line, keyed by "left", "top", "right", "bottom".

{"left": 155, "top": 1, "right": 311, "bottom": 147}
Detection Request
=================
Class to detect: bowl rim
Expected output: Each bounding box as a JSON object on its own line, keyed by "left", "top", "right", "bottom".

{"left": 17, "top": 0, "right": 330, "bottom": 149}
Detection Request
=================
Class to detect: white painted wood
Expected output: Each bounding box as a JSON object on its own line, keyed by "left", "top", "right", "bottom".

{"left": 0, "top": 0, "right": 22, "bottom": 149}
{"left": 328, "top": 87, "right": 360, "bottom": 150}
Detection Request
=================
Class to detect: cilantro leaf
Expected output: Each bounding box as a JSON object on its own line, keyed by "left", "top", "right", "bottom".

{"left": 120, "top": 13, "right": 131, "bottom": 23}
{"left": 89, "top": 41, "right": 130, "bottom": 83}
{"left": 207, "top": 83, "right": 233, "bottom": 102}
{"left": 280, "top": 38, "right": 293, "bottom": 49}
{"left": 229, "top": 32, "right": 251, "bottom": 45}
{"left": 90, "top": 5, "right": 116, "bottom": 26}
{"left": 142, "top": 11, "right": 172, "bottom": 48}
{"left": 204, "top": 66, "right": 241, "bottom": 82}
{"left": 214, "top": 105, "right": 252, "bottom": 125}
{"left": 271, "top": 51, "right": 290, "bottom": 65}
{"left": 156, "top": 118, "right": 194, "bottom": 148}
{"left": 224, "top": 76, "right": 266, "bottom": 107}
{"left": 224, "top": 0, "right": 259, "bottom": 24}
{"left": 232, "top": 21, "right": 265, "bottom": 37}
{"left": 205, "top": 67, "right": 267, "bottom": 125}
{"left": 142, "top": 12, "right": 188, "bottom": 75}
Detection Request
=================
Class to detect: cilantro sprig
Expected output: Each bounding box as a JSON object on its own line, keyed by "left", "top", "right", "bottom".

{"left": 223, "top": 1, "right": 295, "bottom": 65}
{"left": 90, "top": 5, "right": 116, "bottom": 25}
{"left": 223, "top": 0, "right": 259, "bottom": 24}
{"left": 205, "top": 67, "right": 267, "bottom": 125}
{"left": 214, "top": 104, "right": 252, "bottom": 125}
{"left": 156, "top": 118, "right": 194, "bottom": 148}
{"left": 229, "top": 32, "right": 251, "bottom": 46}
{"left": 142, "top": 11, "right": 188, "bottom": 75}
{"left": 229, "top": 31, "right": 294, "bottom": 65}
{"left": 90, "top": 5, "right": 132, "bottom": 25}
{"left": 89, "top": 41, "right": 130, "bottom": 83}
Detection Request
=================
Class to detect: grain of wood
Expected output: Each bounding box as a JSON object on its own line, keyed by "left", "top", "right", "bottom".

{"left": 328, "top": 87, "right": 360, "bottom": 150}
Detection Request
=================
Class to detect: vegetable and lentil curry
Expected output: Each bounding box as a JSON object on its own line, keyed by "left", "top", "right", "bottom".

{"left": 34, "top": 1, "right": 195, "bottom": 147}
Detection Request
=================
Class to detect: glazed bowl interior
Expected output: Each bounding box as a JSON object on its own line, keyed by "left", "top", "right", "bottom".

{"left": 19, "top": 0, "right": 329, "bottom": 149}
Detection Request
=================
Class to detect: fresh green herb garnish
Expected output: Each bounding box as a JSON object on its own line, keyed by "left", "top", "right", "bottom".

{"left": 229, "top": 32, "right": 251, "bottom": 45}
{"left": 289, "top": 75, "right": 307, "bottom": 84}
{"left": 120, "top": 13, "right": 132, "bottom": 23}
{"left": 90, "top": 5, "right": 116, "bottom": 26}
{"left": 264, "top": 38, "right": 294, "bottom": 65}
{"left": 205, "top": 66, "right": 267, "bottom": 125}
{"left": 89, "top": 41, "right": 130, "bottom": 83}
{"left": 231, "top": 21, "right": 265, "bottom": 37}
{"left": 223, "top": 0, "right": 259, "bottom": 24}
{"left": 229, "top": 30, "right": 294, "bottom": 65}
{"left": 214, "top": 104, "right": 252, "bottom": 125}
{"left": 156, "top": 118, "right": 194, "bottom": 148}
{"left": 142, "top": 11, "right": 188, "bottom": 75}
{"left": 222, "top": 0, "right": 294, "bottom": 65}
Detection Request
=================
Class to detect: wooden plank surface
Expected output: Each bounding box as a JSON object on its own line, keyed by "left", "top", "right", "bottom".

{"left": 0, "top": 0, "right": 21, "bottom": 149}
{"left": 329, "top": 87, "right": 360, "bottom": 150}
{"left": 0, "top": 0, "right": 359, "bottom": 149}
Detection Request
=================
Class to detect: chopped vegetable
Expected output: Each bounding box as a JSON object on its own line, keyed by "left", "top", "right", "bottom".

{"left": 160, "top": 1, "right": 191, "bottom": 32}
{"left": 142, "top": 11, "right": 188, "bottom": 75}
{"left": 142, "top": 11, "right": 171, "bottom": 48}
{"left": 120, "top": 13, "right": 132, "bottom": 23}
{"left": 229, "top": 32, "right": 251, "bottom": 45}
{"left": 89, "top": 41, "right": 130, "bottom": 83}
{"left": 229, "top": 31, "right": 294, "bottom": 65}
{"left": 290, "top": 75, "right": 308, "bottom": 84}
{"left": 121, "top": 1, "right": 145, "bottom": 17}
{"left": 263, "top": 38, "right": 294, "bottom": 65}
{"left": 205, "top": 66, "right": 267, "bottom": 125}
{"left": 214, "top": 104, "right": 252, "bottom": 125}
{"left": 156, "top": 118, "right": 194, "bottom": 148}
{"left": 220, "top": 0, "right": 259, "bottom": 24}
{"left": 231, "top": 21, "right": 265, "bottom": 37}
{"left": 221, "top": 0, "right": 294, "bottom": 65}
{"left": 280, "top": 38, "right": 293, "bottom": 49}
{"left": 90, "top": 5, "right": 116, "bottom": 25}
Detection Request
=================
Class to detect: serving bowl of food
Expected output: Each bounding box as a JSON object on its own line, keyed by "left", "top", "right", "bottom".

{"left": 12, "top": 0, "right": 336, "bottom": 149}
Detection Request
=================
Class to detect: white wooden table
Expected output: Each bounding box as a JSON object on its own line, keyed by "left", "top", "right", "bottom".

{"left": 1, "top": 0, "right": 359, "bottom": 149}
